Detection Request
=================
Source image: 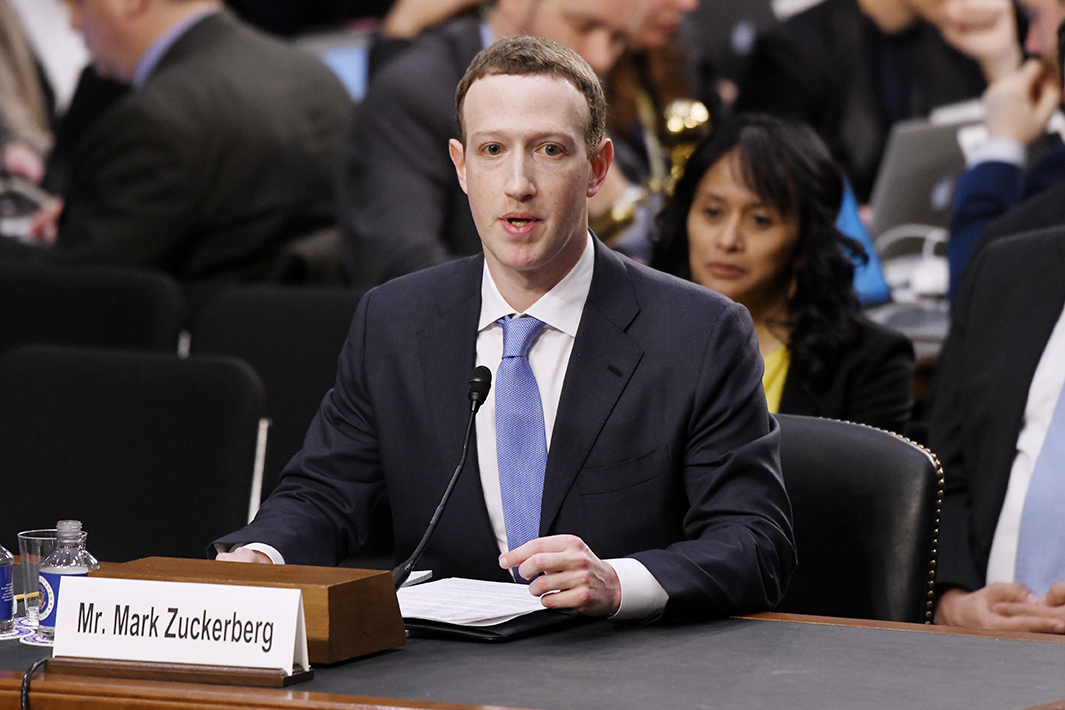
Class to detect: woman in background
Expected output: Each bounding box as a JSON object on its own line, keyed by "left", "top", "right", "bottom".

{"left": 652, "top": 113, "right": 914, "bottom": 434}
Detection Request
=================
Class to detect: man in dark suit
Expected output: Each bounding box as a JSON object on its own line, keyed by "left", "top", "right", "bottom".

{"left": 8, "top": 0, "right": 351, "bottom": 300}
{"left": 931, "top": 225, "right": 1065, "bottom": 632}
{"left": 218, "top": 36, "right": 795, "bottom": 621}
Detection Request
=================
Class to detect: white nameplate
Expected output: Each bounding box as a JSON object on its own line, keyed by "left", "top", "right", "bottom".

{"left": 53, "top": 577, "right": 309, "bottom": 675}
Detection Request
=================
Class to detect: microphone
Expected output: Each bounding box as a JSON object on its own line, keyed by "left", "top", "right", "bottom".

{"left": 392, "top": 366, "right": 492, "bottom": 589}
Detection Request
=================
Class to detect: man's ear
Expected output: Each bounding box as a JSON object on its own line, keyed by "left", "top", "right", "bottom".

{"left": 586, "top": 138, "right": 614, "bottom": 198}
{"left": 449, "top": 138, "right": 469, "bottom": 195}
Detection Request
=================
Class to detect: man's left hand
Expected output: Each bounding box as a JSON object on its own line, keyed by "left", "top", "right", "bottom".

{"left": 500, "top": 534, "right": 622, "bottom": 617}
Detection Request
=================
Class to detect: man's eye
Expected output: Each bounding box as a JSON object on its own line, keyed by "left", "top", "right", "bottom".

{"left": 544, "top": 145, "right": 562, "bottom": 156}
{"left": 485, "top": 144, "right": 502, "bottom": 155}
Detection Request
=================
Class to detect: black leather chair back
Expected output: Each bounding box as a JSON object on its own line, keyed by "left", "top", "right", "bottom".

{"left": 0, "top": 262, "right": 184, "bottom": 354}
{"left": 189, "top": 285, "right": 392, "bottom": 568}
{"left": 774, "top": 414, "right": 942, "bottom": 623}
{"left": 190, "top": 285, "right": 361, "bottom": 498}
{"left": 0, "top": 345, "right": 265, "bottom": 562}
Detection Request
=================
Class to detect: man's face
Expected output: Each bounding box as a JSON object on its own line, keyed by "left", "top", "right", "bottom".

{"left": 1019, "top": 0, "right": 1065, "bottom": 61}
{"left": 633, "top": 0, "right": 698, "bottom": 50}
{"left": 449, "top": 74, "right": 611, "bottom": 292}
{"left": 514, "top": 0, "right": 644, "bottom": 75}
{"left": 64, "top": 0, "right": 129, "bottom": 82}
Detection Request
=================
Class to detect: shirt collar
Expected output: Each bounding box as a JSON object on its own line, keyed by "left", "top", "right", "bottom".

{"left": 478, "top": 231, "right": 594, "bottom": 338}
{"left": 132, "top": 8, "right": 218, "bottom": 88}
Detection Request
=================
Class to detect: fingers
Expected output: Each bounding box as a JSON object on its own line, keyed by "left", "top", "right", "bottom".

{"left": 215, "top": 548, "right": 272, "bottom": 564}
{"left": 1045, "top": 582, "right": 1065, "bottom": 607}
{"left": 500, "top": 535, "right": 621, "bottom": 616}
{"left": 28, "top": 199, "right": 63, "bottom": 245}
{"left": 986, "top": 604, "right": 1065, "bottom": 633}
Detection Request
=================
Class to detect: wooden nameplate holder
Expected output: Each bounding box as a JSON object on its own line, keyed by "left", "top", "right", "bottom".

{"left": 45, "top": 657, "right": 315, "bottom": 688}
{"left": 90, "top": 557, "right": 406, "bottom": 665}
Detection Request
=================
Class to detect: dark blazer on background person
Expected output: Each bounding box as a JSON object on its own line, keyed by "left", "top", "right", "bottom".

{"left": 947, "top": 144, "right": 1065, "bottom": 301}
{"left": 216, "top": 239, "right": 797, "bottom": 620}
{"left": 38, "top": 12, "right": 352, "bottom": 300}
{"left": 779, "top": 317, "right": 914, "bottom": 435}
{"left": 337, "top": 16, "right": 484, "bottom": 289}
{"left": 948, "top": 161, "right": 1065, "bottom": 301}
{"left": 734, "top": 0, "right": 986, "bottom": 203}
{"left": 929, "top": 226, "right": 1065, "bottom": 593}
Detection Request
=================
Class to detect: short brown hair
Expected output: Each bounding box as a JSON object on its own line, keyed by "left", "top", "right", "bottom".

{"left": 454, "top": 35, "right": 607, "bottom": 158}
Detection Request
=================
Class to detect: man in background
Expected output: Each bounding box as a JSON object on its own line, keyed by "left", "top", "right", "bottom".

{"left": 4, "top": 0, "right": 352, "bottom": 301}
{"left": 931, "top": 223, "right": 1065, "bottom": 633}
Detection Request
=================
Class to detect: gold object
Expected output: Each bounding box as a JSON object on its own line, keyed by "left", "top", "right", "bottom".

{"left": 661, "top": 99, "right": 712, "bottom": 191}
{"left": 594, "top": 99, "right": 711, "bottom": 245}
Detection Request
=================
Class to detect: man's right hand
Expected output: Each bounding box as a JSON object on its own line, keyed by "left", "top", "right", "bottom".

{"left": 936, "top": 583, "right": 1065, "bottom": 633}
{"left": 984, "top": 58, "right": 1062, "bottom": 145}
{"left": 215, "top": 548, "right": 273, "bottom": 564}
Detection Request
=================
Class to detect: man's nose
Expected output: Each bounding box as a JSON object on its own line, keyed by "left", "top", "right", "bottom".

{"left": 504, "top": 155, "right": 536, "bottom": 199}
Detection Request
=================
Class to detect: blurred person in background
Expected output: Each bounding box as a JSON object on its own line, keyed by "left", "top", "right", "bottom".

{"left": 652, "top": 113, "right": 914, "bottom": 434}
{"left": 947, "top": 11, "right": 1065, "bottom": 301}
{"left": 736, "top": 0, "right": 1023, "bottom": 205}
{"left": 0, "top": 0, "right": 352, "bottom": 303}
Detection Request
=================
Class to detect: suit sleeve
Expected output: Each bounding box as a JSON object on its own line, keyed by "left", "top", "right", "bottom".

{"left": 947, "top": 161, "right": 1024, "bottom": 302}
{"left": 928, "top": 250, "right": 986, "bottom": 592}
{"left": 632, "top": 302, "right": 797, "bottom": 620}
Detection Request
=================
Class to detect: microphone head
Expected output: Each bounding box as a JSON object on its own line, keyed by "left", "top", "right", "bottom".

{"left": 468, "top": 365, "right": 492, "bottom": 409}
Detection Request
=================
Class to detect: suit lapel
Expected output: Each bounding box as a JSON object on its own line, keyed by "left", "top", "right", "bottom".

{"left": 541, "top": 241, "right": 644, "bottom": 532}
{"left": 414, "top": 258, "right": 501, "bottom": 549}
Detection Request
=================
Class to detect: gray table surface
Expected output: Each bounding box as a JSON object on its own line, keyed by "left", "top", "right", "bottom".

{"left": 5, "top": 614, "right": 1065, "bottom": 710}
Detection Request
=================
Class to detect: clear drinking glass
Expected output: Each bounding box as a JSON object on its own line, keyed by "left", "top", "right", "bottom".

{"left": 16, "top": 529, "right": 57, "bottom": 628}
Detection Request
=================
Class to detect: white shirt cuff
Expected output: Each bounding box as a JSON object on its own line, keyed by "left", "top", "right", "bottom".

{"left": 213, "top": 542, "right": 285, "bottom": 565}
{"left": 606, "top": 557, "right": 669, "bottom": 621}
{"left": 967, "top": 138, "right": 1026, "bottom": 168}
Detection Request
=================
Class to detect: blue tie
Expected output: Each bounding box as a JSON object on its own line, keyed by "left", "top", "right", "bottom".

{"left": 1015, "top": 387, "right": 1065, "bottom": 595}
{"left": 495, "top": 316, "right": 547, "bottom": 582}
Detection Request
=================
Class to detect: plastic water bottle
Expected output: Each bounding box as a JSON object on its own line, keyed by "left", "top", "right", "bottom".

{"left": 0, "top": 543, "right": 12, "bottom": 634}
{"left": 37, "top": 520, "right": 99, "bottom": 642}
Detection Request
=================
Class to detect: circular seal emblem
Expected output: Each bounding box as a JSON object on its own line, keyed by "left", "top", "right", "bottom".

{"left": 37, "top": 575, "right": 56, "bottom": 623}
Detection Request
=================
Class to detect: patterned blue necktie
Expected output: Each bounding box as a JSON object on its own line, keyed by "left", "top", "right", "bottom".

{"left": 1015, "top": 386, "right": 1065, "bottom": 595}
{"left": 495, "top": 315, "right": 547, "bottom": 582}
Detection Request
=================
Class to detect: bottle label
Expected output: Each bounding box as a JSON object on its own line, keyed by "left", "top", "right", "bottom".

{"left": 39, "top": 570, "right": 87, "bottom": 629}
{"left": 0, "top": 566, "right": 11, "bottom": 622}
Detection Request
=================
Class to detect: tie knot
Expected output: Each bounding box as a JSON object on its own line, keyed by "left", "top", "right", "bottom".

{"left": 498, "top": 316, "right": 546, "bottom": 358}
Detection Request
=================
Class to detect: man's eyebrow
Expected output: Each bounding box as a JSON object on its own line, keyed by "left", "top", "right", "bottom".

{"left": 468, "top": 130, "right": 579, "bottom": 146}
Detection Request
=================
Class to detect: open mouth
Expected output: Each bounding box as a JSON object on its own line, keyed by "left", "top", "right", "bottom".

{"left": 507, "top": 218, "right": 533, "bottom": 227}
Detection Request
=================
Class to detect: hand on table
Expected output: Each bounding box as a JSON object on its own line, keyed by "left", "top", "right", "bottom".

{"left": 215, "top": 548, "right": 273, "bottom": 564}
{"left": 500, "top": 534, "right": 622, "bottom": 617}
{"left": 984, "top": 58, "right": 1062, "bottom": 145}
{"left": 936, "top": 583, "right": 1065, "bottom": 633}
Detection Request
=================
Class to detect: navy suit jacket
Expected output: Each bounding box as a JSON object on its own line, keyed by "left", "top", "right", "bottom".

{"left": 930, "top": 227, "right": 1065, "bottom": 591}
{"left": 218, "top": 239, "right": 796, "bottom": 620}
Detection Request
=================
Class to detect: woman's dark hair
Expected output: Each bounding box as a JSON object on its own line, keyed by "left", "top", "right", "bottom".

{"left": 651, "top": 113, "right": 866, "bottom": 392}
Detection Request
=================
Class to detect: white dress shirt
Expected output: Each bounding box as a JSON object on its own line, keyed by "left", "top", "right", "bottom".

{"left": 986, "top": 301, "right": 1065, "bottom": 585}
{"left": 474, "top": 232, "right": 668, "bottom": 621}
